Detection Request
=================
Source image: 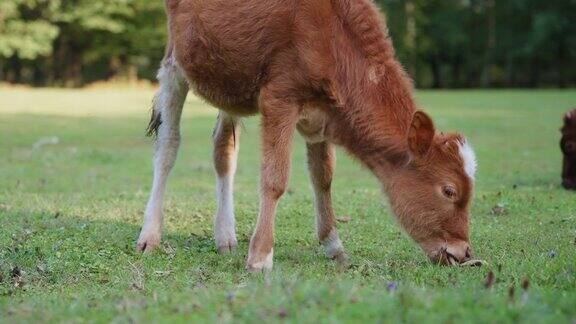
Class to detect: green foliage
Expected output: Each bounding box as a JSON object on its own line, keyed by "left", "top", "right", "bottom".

{"left": 55, "top": 0, "right": 134, "bottom": 33}
{"left": 0, "top": 20, "right": 58, "bottom": 59}
{"left": 0, "top": 0, "right": 575, "bottom": 87}
{"left": 377, "top": 0, "right": 576, "bottom": 87}
{"left": 0, "top": 0, "right": 166, "bottom": 85}
{"left": 0, "top": 89, "right": 575, "bottom": 321}
{"left": 0, "top": 0, "right": 59, "bottom": 59}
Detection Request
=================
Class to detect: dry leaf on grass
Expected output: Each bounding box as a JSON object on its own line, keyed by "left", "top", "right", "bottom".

{"left": 491, "top": 204, "right": 507, "bottom": 216}
{"left": 337, "top": 216, "right": 352, "bottom": 223}
{"left": 484, "top": 270, "right": 495, "bottom": 288}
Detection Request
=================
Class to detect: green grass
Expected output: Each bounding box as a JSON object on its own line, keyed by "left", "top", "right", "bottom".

{"left": 1, "top": 88, "right": 575, "bottom": 323}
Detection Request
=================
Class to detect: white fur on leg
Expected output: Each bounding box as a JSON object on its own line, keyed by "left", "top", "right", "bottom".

{"left": 247, "top": 249, "right": 274, "bottom": 272}
{"left": 136, "top": 223, "right": 161, "bottom": 252}
{"left": 214, "top": 174, "right": 238, "bottom": 252}
{"left": 138, "top": 135, "right": 179, "bottom": 252}
{"left": 322, "top": 229, "right": 345, "bottom": 260}
{"left": 137, "top": 190, "right": 165, "bottom": 252}
{"left": 137, "top": 58, "right": 188, "bottom": 252}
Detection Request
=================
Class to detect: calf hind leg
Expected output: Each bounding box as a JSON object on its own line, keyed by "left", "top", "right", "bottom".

{"left": 137, "top": 57, "right": 189, "bottom": 252}
{"left": 213, "top": 113, "right": 241, "bottom": 253}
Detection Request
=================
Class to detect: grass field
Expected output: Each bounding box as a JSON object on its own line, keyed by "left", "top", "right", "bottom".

{"left": 1, "top": 88, "right": 575, "bottom": 323}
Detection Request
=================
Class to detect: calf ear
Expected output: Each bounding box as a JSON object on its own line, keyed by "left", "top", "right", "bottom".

{"left": 408, "top": 110, "right": 435, "bottom": 158}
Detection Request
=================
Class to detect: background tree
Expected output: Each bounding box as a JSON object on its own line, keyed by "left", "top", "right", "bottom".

{"left": 1, "top": 0, "right": 575, "bottom": 88}
{"left": 0, "top": 0, "right": 59, "bottom": 83}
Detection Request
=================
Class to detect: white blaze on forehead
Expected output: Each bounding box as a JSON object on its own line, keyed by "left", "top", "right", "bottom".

{"left": 458, "top": 140, "right": 477, "bottom": 180}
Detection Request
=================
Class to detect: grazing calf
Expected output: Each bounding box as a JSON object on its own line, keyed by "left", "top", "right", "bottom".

{"left": 137, "top": 0, "right": 477, "bottom": 271}
{"left": 561, "top": 109, "right": 576, "bottom": 190}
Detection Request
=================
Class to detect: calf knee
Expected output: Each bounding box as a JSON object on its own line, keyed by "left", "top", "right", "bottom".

{"left": 312, "top": 178, "right": 332, "bottom": 193}
{"left": 262, "top": 182, "right": 286, "bottom": 200}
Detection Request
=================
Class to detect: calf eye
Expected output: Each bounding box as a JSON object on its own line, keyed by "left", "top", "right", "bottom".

{"left": 442, "top": 186, "right": 457, "bottom": 199}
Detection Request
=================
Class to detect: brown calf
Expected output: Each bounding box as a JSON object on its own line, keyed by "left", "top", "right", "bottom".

{"left": 137, "top": 0, "right": 477, "bottom": 271}
{"left": 561, "top": 109, "right": 576, "bottom": 190}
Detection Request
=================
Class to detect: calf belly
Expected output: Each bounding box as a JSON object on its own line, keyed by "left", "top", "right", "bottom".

{"left": 167, "top": 0, "right": 294, "bottom": 116}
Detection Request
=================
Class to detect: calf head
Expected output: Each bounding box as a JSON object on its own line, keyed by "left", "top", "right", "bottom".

{"left": 386, "top": 111, "right": 476, "bottom": 265}
{"left": 561, "top": 109, "right": 576, "bottom": 190}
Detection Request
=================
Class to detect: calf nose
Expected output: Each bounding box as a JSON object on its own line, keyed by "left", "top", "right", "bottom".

{"left": 446, "top": 241, "right": 472, "bottom": 264}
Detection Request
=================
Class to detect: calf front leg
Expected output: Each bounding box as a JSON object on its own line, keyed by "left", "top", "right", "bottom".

{"left": 307, "top": 142, "right": 347, "bottom": 263}
{"left": 246, "top": 94, "right": 299, "bottom": 272}
{"left": 213, "top": 112, "right": 240, "bottom": 253}
{"left": 137, "top": 59, "right": 188, "bottom": 252}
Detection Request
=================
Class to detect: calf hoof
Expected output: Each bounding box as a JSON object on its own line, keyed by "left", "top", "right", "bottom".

{"left": 332, "top": 250, "right": 348, "bottom": 263}
{"left": 246, "top": 249, "right": 274, "bottom": 273}
{"left": 215, "top": 231, "right": 238, "bottom": 254}
{"left": 332, "top": 251, "right": 350, "bottom": 271}
{"left": 136, "top": 230, "right": 161, "bottom": 253}
{"left": 217, "top": 241, "right": 238, "bottom": 254}
{"left": 322, "top": 230, "right": 346, "bottom": 262}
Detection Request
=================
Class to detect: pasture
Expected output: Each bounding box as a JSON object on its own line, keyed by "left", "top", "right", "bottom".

{"left": 0, "top": 88, "right": 575, "bottom": 322}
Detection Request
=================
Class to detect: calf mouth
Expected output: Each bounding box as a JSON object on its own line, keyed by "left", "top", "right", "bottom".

{"left": 434, "top": 247, "right": 460, "bottom": 266}
{"left": 432, "top": 247, "right": 484, "bottom": 267}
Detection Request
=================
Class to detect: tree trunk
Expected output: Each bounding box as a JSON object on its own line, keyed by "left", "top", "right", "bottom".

{"left": 127, "top": 64, "right": 138, "bottom": 84}
{"left": 109, "top": 56, "right": 122, "bottom": 80}
{"left": 481, "top": 0, "right": 496, "bottom": 88}
{"left": 451, "top": 58, "right": 462, "bottom": 88}
{"left": 64, "top": 50, "right": 83, "bottom": 87}
{"left": 529, "top": 58, "right": 540, "bottom": 88}
{"left": 504, "top": 57, "right": 516, "bottom": 87}
{"left": 7, "top": 56, "right": 22, "bottom": 83}
{"left": 556, "top": 40, "right": 567, "bottom": 88}
{"left": 33, "top": 65, "right": 43, "bottom": 86}
{"left": 430, "top": 57, "right": 442, "bottom": 89}
{"left": 404, "top": 0, "right": 417, "bottom": 79}
{"left": 52, "top": 34, "right": 67, "bottom": 86}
